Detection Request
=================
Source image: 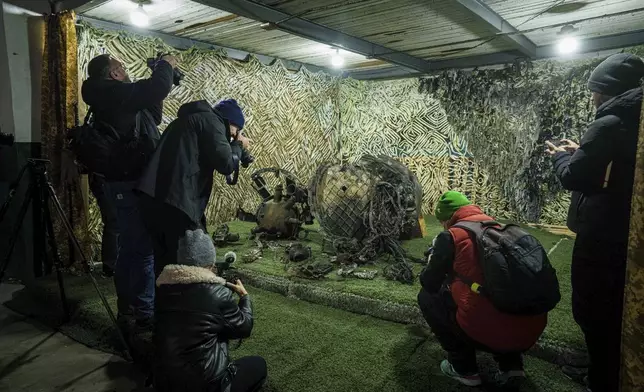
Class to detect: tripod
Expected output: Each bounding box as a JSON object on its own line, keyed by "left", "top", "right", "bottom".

{"left": 0, "top": 159, "right": 131, "bottom": 360}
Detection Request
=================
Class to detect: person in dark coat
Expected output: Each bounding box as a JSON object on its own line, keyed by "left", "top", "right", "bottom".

{"left": 546, "top": 53, "right": 644, "bottom": 392}
{"left": 418, "top": 191, "right": 547, "bottom": 388}
{"left": 137, "top": 99, "right": 251, "bottom": 275}
{"left": 154, "top": 229, "right": 266, "bottom": 392}
{"left": 81, "top": 53, "right": 177, "bottom": 328}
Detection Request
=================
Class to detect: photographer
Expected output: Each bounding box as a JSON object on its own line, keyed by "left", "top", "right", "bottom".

{"left": 546, "top": 53, "right": 644, "bottom": 392}
{"left": 154, "top": 229, "right": 266, "bottom": 392}
{"left": 81, "top": 53, "right": 177, "bottom": 329}
{"left": 138, "top": 99, "right": 251, "bottom": 275}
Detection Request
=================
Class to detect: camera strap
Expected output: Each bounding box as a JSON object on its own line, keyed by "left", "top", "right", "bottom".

{"left": 83, "top": 107, "right": 93, "bottom": 125}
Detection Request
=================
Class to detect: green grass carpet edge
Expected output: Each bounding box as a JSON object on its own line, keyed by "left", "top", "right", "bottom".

{"left": 234, "top": 268, "right": 589, "bottom": 367}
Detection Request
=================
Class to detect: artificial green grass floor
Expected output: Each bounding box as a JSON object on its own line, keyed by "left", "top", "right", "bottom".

{"left": 213, "top": 218, "right": 583, "bottom": 350}
{"left": 5, "top": 275, "right": 583, "bottom": 392}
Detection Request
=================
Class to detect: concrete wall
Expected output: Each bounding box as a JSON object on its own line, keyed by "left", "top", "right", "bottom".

{"left": 0, "top": 1, "right": 44, "bottom": 284}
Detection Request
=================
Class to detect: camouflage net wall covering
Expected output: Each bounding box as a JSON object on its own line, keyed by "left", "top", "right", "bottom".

{"left": 419, "top": 46, "right": 644, "bottom": 224}
{"left": 77, "top": 24, "right": 341, "bottom": 249}
{"left": 339, "top": 78, "right": 512, "bottom": 220}
{"left": 78, "top": 24, "right": 643, "bottom": 253}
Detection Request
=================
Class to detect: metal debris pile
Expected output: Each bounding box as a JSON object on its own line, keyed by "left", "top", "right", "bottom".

{"left": 310, "top": 155, "right": 424, "bottom": 284}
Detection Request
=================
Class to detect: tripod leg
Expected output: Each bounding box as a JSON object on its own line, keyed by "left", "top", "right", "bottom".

{"left": 44, "top": 182, "right": 132, "bottom": 361}
{"left": 0, "top": 183, "right": 36, "bottom": 282}
{"left": 43, "top": 195, "right": 71, "bottom": 322}
{"left": 0, "top": 164, "right": 30, "bottom": 223}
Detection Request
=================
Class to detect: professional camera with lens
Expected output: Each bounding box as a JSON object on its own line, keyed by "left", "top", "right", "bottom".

{"left": 146, "top": 52, "right": 184, "bottom": 86}
{"left": 0, "top": 131, "right": 15, "bottom": 147}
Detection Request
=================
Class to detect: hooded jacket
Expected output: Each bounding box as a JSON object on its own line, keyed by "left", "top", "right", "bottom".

{"left": 80, "top": 61, "right": 174, "bottom": 180}
{"left": 154, "top": 264, "right": 253, "bottom": 392}
{"left": 553, "top": 87, "right": 643, "bottom": 243}
{"left": 136, "top": 100, "right": 242, "bottom": 224}
{"left": 420, "top": 205, "right": 547, "bottom": 351}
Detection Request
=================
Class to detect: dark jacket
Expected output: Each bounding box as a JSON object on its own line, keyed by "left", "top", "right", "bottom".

{"left": 553, "top": 87, "right": 642, "bottom": 243}
{"left": 81, "top": 61, "right": 174, "bottom": 180}
{"left": 154, "top": 264, "right": 253, "bottom": 392}
{"left": 420, "top": 205, "right": 546, "bottom": 351}
{"left": 136, "top": 100, "right": 242, "bottom": 224}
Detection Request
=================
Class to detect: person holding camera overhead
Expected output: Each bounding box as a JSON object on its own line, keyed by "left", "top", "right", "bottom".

{"left": 137, "top": 98, "right": 252, "bottom": 275}
{"left": 81, "top": 53, "right": 178, "bottom": 332}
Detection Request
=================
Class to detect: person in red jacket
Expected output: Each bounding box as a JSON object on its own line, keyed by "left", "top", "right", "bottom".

{"left": 417, "top": 191, "right": 547, "bottom": 387}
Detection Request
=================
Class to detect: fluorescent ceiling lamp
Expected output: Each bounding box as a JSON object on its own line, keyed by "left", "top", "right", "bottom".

{"left": 557, "top": 36, "right": 579, "bottom": 55}
{"left": 130, "top": 3, "right": 149, "bottom": 27}
{"left": 331, "top": 49, "right": 344, "bottom": 68}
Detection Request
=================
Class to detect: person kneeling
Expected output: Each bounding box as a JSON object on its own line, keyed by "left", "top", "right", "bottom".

{"left": 417, "top": 191, "right": 547, "bottom": 387}
{"left": 154, "top": 229, "right": 267, "bottom": 392}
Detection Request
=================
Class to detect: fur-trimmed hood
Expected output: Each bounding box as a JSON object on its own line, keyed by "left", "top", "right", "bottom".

{"left": 156, "top": 264, "right": 227, "bottom": 286}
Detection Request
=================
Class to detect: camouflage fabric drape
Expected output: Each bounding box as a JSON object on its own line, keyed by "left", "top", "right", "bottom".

{"left": 622, "top": 88, "right": 644, "bottom": 391}
{"left": 41, "top": 10, "right": 88, "bottom": 265}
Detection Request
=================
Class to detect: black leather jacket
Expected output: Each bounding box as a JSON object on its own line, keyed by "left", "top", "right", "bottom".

{"left": 154, "top": 265, "right": 253, "bottom": 392}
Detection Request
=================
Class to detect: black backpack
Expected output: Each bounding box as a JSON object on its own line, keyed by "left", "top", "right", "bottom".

{"left": 453, "top": 221, "right": 561, "bottom": 315}
{"left": 67, "top": 109, "right": 154, "bottom": 179}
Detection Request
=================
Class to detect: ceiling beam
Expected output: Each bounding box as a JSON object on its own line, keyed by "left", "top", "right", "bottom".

{"left": 192, "top": 0, "right": 434, "bottom": 73}
{"left": 73, "top": 0, "right": 112, "bottom": 14}
{"left": 455, "top": 0, "right": 537, "bottom": 58}
{"left": 348, "top": 28, "right": 644, "bottom": 80}
{"left": 346, "top": 67, "right": 420, "bottom": 81}
{"left": 78, "top": 16, "right": 343, "bottom": 77}
{"left": 4, "top": 0, "right": 109, "bottom": 14}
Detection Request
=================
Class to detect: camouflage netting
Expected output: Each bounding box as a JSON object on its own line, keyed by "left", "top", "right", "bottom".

{"left": 77, "top": 24, "right": 341, "bottom": 254}
{"left": 419, "top": 45, "right": 644, "bottom": 224}
{"left": 77, "top": 23, "right": 643, "bottom": 253}
{"left": 339, "top": 78, "right": 513, "bottom": 221}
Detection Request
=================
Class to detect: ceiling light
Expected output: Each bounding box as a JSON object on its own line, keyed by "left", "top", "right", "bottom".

{"left": 556, "top": 24, "right": 579, "bottom": 55}
{"left": 557, "top": 36, "right": 579, "bottom": 55}
{"left": 331, "top": 49, "right": 344, "bottom": 68}
{"left": 130, "top": 3, "right": 149, "bottom": 27}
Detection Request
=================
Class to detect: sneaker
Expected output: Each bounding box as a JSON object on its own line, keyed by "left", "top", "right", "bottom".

{"left": 440, "top": 360, "right": 482, "bottom": 387}
{"left": 495, "top": 370, "right": 526, "bottom": 387}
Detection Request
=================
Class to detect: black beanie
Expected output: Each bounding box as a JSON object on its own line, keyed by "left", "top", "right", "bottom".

{"left": 587, "top": 53, "right": 644, "bottom": 97}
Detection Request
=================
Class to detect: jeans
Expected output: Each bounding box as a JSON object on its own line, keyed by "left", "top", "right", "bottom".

{"left": 104, "top": 181, "right": 155, "bottom": 321}
{"left": 89, "top": 175, "right": 119, "bottom": 270}
{"left": 571, "top": 236, "right": 626, "bottom": 392}
{"left": 417, "top": 287, "right": 524, "bottom": 375}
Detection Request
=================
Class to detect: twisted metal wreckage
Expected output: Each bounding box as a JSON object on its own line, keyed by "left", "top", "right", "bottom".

{"left": 228, "top": 155, "right": 426, "bottom": 284}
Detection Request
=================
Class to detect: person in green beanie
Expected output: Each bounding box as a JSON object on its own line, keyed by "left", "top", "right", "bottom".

{"left": 417, "top": 191, "right": 547, "bottom": 388}
{"left": 434, "top": 191, "right": 472, "bottom": 227}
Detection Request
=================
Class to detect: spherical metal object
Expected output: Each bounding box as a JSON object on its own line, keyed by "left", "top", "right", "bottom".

{"left": 309, "top": 155, "right": 423, "bottom": 243}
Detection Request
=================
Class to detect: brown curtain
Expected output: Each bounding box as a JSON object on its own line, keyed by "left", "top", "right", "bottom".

{"left": 622, "top": 88, "right": 644, "bottom": 390}
{"left": 40, "top": 10, "right": 88, "bottom": 265}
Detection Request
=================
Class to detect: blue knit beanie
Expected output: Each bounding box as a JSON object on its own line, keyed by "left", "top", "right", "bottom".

{"left": 214, "top": 99, "right": 245, "bottom": 130}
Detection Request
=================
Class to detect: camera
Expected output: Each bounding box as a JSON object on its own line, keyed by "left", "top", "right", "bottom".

{"left": 216, "top": 251, "right": 239, "bottom": 283}
{"left": 0, "top": 131, "right": 14, "bottom": 147}
{"left": 146, "top": 52, "right": 184, "bottom": 86}
{"left": 240, "top": 148, "right": 255, "bottom": 168}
